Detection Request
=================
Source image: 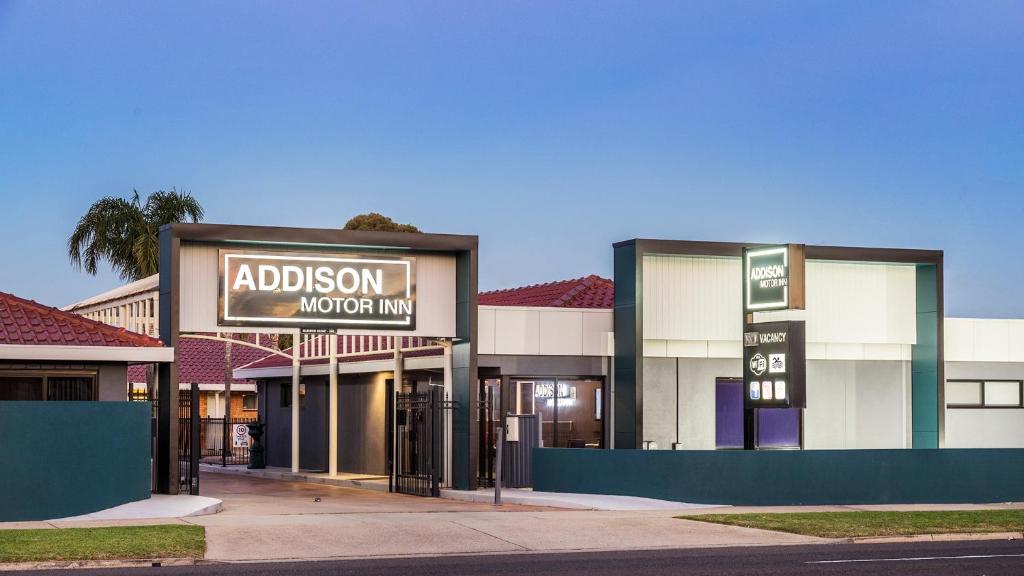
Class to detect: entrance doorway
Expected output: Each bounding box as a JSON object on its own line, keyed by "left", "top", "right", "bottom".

{"left": 715, "top": 378, "right": 801, "bottom": 449}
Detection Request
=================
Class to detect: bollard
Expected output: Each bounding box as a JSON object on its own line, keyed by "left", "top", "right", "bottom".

{"left": 494, "top": 426, "right": 503, "bottom": 505}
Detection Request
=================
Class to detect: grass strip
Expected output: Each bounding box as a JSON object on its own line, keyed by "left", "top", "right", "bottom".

{"left": 681, "top": 510, "right": 1024, "bottom": 539}
{"left": 0, "top": 524, "right": 205, "bottom": 563}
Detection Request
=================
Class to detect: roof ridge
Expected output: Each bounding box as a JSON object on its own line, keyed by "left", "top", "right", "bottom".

{"left": 479, "top": 276, "right": 586, "bottom": 296}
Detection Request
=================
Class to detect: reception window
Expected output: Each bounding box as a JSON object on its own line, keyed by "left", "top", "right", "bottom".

{"left": 515, "top": 378, "right": 604, "bottom": 448}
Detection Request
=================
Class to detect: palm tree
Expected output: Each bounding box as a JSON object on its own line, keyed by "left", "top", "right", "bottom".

{"left": 68, "top": 189, "right": 204, "bottom": 281}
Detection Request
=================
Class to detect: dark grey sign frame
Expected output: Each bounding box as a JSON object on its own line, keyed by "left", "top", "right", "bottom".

{"left": 157, "top": 223, "right": 479, "bottom": 494}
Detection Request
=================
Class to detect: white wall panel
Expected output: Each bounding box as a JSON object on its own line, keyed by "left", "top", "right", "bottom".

{"left": 642, "top": 255, "right": 917, "bottom": 352}
{"left": 946, "top": 410, "right": 1024, "bottom": 448}
{"left": 945, "top": 318, "right": 1024, "bottom": 362}
{"left": 582, "top": 312, "right": 613, "bottom": 356}
{"left": 539, "top": 311, "right": 583, "bottom": 356}
{"left": 485, "top": 306, "right": 612, "bottom": 357}
{"left": 493, "top": 309, "right": 539, "bottom": 355}
{"left": 478, "top": 308, "right": 495, "bottom": 355}
{"left": 178, "top": 244, "right": 456, "bottom": 337}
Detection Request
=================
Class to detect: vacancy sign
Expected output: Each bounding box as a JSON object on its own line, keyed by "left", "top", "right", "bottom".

{"left": 742, "top": 320, "right": 806, "bottom": 409}
{"left": 218, "top": 249, "right": 416, "bottom": 329}
{"left": 743, "top": 244, "right": 805, "bottom": 312}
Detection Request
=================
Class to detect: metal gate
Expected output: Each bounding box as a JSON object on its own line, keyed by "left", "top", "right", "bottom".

{"left": 391, "top": 387, "right": 451, "bottom": 497}
{"left": 178, "top": 384, "right": 200, "bottom": 495}
{"left": 200, "top": 418, "right": 257, "bottom": 465}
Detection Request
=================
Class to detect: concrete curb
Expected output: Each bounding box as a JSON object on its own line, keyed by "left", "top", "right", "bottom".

{"left": 0, "top": 557, "right": 199, "bottom": 572}
{"left": 849, "top": 531, "right": 1023, "bottom": 544}
{"left": 201, "top": 465, "right": 389, "bottom": 493}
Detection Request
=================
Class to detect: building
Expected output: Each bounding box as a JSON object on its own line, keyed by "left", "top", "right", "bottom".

{"left": 66, "top": 225, "right": 1024, "bottom": 504}
{"left": 0, "top": 291, "right": 172, "bottom": 521}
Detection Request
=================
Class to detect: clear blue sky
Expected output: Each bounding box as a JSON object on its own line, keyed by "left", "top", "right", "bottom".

{"left": 0, "top": 1, "right": 1021, "bottom": 316}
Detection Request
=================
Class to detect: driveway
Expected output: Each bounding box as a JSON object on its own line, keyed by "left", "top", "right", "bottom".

{"left": 189, "top": 471, "right": 822, "bottom": 562}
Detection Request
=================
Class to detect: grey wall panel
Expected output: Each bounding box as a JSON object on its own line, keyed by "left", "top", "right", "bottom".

{"left": 676, "top": 358, "right": 738, "bottom": 450}
{"left": 338, "top": 373, "right": 388, "bottom": 475}
{"left": 944, "top": 361, "right": 1024, "bottom": 448}
{"left": 300, "top": 377, "right": 329, "bottom": 472}
{"left": 97, "top": 363, "right": 128, "bottom": 401}
{"left": 641, "top": 357, "right": 677, "bottom": 449}
{"left": 263, "top": 379, "right": 292, "bottom": 468}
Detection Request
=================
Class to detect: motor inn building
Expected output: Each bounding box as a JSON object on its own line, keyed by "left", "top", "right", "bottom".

{"left": 54, "top": 228, "right": 1024, "bottom": 503}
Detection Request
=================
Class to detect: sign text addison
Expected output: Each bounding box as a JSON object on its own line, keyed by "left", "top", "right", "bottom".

{"left": 743, "top": 320, "right": 806, "bottom": 408}
{"left": 743, "top": 244, "right": 805, "bottom": 312}
{"left": 218, "top": 249, "right": 416, "bottom": 329}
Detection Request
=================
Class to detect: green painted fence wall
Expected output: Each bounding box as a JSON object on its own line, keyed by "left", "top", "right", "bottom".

{"left": 0, "top": 402, "right": 151, "bottom": 521}
{"left": 534, "top": 448, "right": 1024, "bottom": 505}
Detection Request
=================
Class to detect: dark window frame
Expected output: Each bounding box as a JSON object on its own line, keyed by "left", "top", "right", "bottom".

{"left": 0, "top": 370, "right": 98, "bottom": 401}
{"left": 946, "top": 379, "right": 1024, "bottom": 409}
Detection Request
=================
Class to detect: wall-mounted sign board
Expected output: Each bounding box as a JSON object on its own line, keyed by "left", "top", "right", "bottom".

{"left": 743, "top": 320, "right": 806, "bottom": 409}
{"left": 218, "top": 249, "right": 416, "bottom": 330}
{"left": 743, "top": 244, "right": 805, "bottom": 312}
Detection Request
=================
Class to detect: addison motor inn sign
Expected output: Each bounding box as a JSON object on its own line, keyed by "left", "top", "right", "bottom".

{"left": 742, "top": 245, "right": 806, "bottom": 409}
{"left": 218, "top": 249, "right": 416, "bottom": 329}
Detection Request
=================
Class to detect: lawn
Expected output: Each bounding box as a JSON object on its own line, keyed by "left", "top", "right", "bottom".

{"left": 683, "top": 509, "right": 1024, "bottom": 539}
{"left": 0, "top": 524, "right": 205, "bottom": 563}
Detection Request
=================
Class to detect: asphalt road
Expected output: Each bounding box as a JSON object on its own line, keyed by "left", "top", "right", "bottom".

{"left": 17, "top": 539, "right": 1024, "bottom": 575}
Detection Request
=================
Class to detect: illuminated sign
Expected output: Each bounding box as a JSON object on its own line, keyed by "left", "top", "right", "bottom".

{"left": 744, "top": 245, "right": 805, "bottom": 312}
{"left": 742, "top": 320, "right": 806, "bottom": 408}
{"left": 218, "top": 249, "right": 415, "bottom": 329}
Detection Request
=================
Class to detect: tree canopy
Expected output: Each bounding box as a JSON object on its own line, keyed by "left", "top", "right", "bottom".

{"left": 68, "top": 189, "right": 204, "bottom": 281}
{"left": 343, "top": 213, "right": 420, "bottom": 233}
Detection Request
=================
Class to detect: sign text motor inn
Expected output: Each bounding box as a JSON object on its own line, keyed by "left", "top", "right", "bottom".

{"left": 219, "top": 250, "right": 417, "bottom": 328}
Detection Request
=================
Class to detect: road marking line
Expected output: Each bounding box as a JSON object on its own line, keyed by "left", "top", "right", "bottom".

{"left": 808, "top": 553, "right": 1024, "bottom": 564}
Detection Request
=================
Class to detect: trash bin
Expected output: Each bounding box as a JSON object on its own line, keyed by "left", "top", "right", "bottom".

{"left": 246, "top": 422, "right": 266, "bottom": 469}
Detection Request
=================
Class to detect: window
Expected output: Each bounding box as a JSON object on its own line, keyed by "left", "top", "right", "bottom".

{"left": 946, "top": 380, "right": 1023, "bottom": 408}
{"left": 47, "top": 376, "right": 95, "bottom": 401}
{"left": 0, "top": 376, "right": 43, "bottom": 401}
{"left": 946, "top": 381, "right": 982, "bottom": 407}
{"left": 984, "top": 381, "right": 1022, "bottom": 407}
{"left": 242, "top": 393, "right": 258, "bottom": 411}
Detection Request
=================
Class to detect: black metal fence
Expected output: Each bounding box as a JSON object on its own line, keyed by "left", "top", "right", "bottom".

{"left": 393, "top": 387, "right": 453, "bottom": 497}
{"left": 178, "top": 385, "right": 200, "bottom": 495}
{"left": 201, "top": 417, "right": 258, "bottom": 466}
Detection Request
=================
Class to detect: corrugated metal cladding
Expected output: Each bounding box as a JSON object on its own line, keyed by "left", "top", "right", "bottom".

{"left": 642, "top": 255, "right": 917, "bottom": 345}
{"left": 177, "top": 244, "right": 457, "bottom": 337}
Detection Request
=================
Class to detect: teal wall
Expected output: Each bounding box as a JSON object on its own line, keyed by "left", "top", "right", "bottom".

{"left": 0, "top": 402, "right": 151, "bottom": 521}
{"left": 534, "top": 448, "right": 1024, "bottom": 505}
{"left": 913, "top": 264, "right": 939, "bottom": 448}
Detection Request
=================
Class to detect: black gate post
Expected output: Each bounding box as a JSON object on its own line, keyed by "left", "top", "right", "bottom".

{"left": 190, "top": 383, "right": 201, "bottom": 495}
{"left": 431, "top": 386, "right": 441, "bottom": 497}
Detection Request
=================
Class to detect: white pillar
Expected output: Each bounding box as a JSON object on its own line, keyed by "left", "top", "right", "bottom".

{"left": 328, "top": 333, "right": 338, "bottom": 477}
{"left": 291, "top": 339, "right": 301, "bottom": 473}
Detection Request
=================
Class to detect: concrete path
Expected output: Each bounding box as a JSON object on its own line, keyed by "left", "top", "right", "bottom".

{"left": 442, "top": 487, "right": 723, "bottom": 511}
{"left": 191, "top": 472, "right": 821, "bottom": 562}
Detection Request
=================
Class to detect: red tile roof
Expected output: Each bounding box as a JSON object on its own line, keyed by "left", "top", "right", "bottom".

{"left": 127, "top": 334, "right": 274, "bottom": 384}
{"left": 239, "top": 336, "right": 438, "bottom": 371}
{"left": 0, "top": 291, "right": 165, "bottom": 348}
{"left": 478, "top": 275, "right": 614, "bottom": 309}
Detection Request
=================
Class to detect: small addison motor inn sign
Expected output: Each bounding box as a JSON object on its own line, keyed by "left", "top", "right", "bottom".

{"left": 218, "top": 249, "right": 416, "bottom": 329}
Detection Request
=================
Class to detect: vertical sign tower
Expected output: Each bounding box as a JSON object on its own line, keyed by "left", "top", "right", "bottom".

{"left": 741, "top": 245, "right": 806, "bottom": 450}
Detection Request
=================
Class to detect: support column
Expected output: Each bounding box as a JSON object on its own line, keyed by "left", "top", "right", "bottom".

{"left": 328, "top": 333, "right": 338, "bottom": 477}
{"left": 291, "top": 339, "right": 301, "bottom": 473}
